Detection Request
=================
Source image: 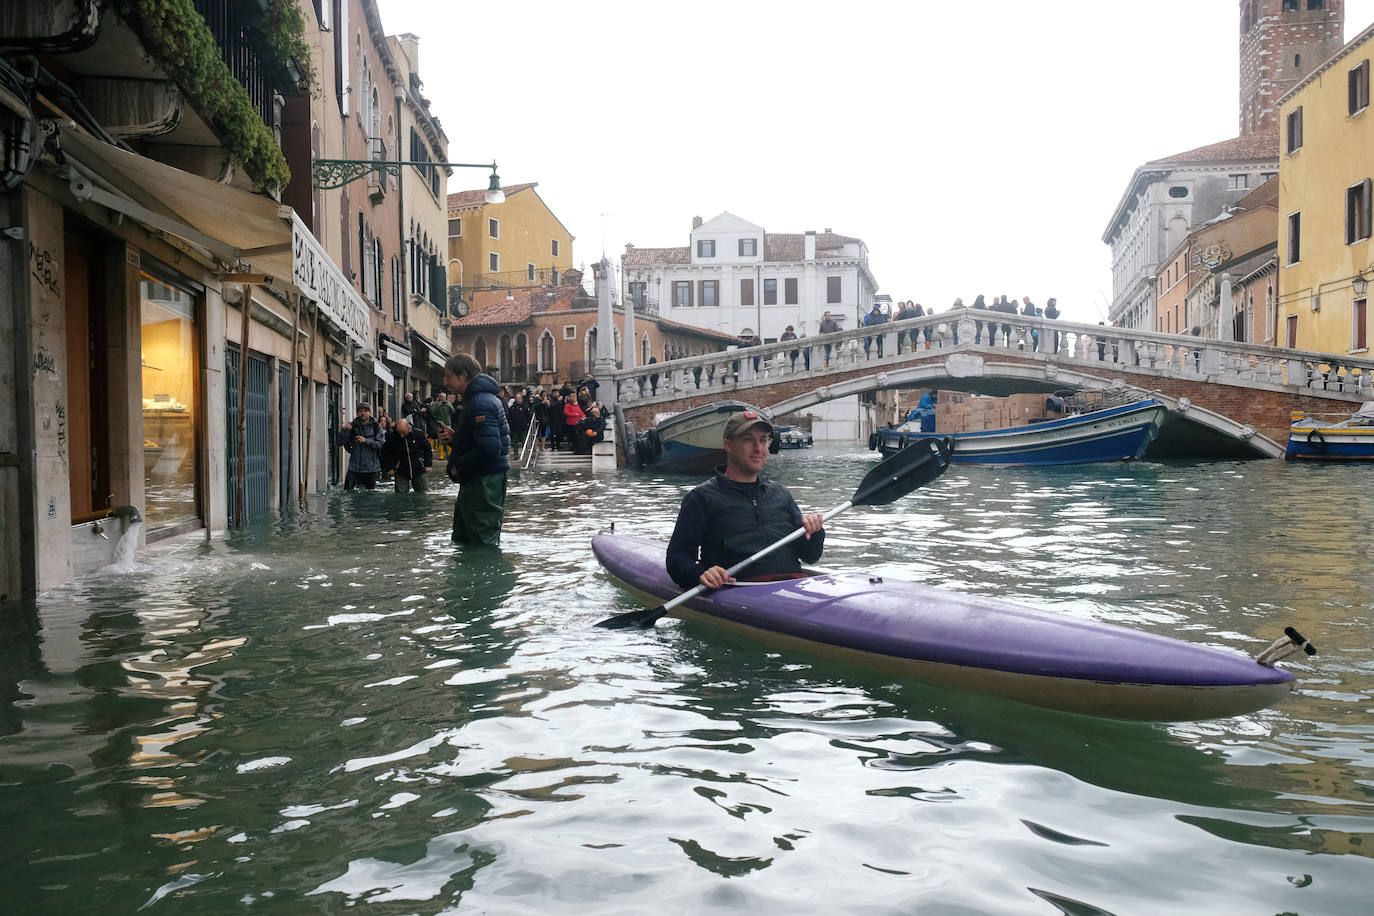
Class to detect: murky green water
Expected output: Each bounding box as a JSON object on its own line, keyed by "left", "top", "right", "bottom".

{"left": 2, "top": 448, "right": 1372, "bottom": 913}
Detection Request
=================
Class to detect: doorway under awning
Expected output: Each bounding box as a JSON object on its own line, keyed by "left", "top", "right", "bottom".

{"left": 53, "top": 127, "right": 369, "bottom": 348}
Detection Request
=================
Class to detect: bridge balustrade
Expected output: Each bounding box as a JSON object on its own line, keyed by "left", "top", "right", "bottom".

{"left": 606, "top": 308, "right": 1374, "bottom": 405}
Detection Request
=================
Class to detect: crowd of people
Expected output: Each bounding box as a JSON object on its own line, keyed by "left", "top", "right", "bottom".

{"left": 334, "top": 364, "right": 614, "bottom": 546}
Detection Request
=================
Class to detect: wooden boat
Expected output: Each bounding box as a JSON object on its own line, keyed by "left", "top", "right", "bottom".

{"left": 619, "top": 400, "right": 775, "bottom": 472}
{"left": 870, "top": 398, "right": 1167, "bottom": 466}
{"left": 1286, "top": 402, "right": 1374, "bottom": 460}
{"left": 592, "top": 533, "right": 1301, "bottom": 721}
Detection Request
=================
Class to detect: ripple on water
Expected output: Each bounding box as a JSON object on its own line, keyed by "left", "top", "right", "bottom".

{"left": 1, "top": 450, "right": 1372, "bottom": 913}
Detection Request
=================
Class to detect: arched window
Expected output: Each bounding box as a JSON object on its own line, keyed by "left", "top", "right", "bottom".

{"left": 515, "top": 333, "right": 528, "bottom": 372}
{"left": 538, "top": 330, "right": 555, "bottom": 373}
{"left": 641, "top": 333, "right": 650, "bottom": 366}
{"left": 499, "top": 334, "right": 513, "bottom": 376}
{"left": 370, "top": 88, "right": 381, "bottom": 146}
{"left": 474, "top": 336, "right": 487, "bottom": 370}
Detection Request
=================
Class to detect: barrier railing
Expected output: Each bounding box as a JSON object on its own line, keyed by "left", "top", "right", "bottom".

{"left": 605, "top": 309, "right": 1374, "bottom": 404}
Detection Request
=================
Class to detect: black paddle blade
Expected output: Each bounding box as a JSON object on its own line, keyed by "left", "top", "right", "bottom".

{"left": 594, "top": 604, "right": 667, "bottom": 629}
{"left": 852, "top": 436, "right": 952, "bottom": 507}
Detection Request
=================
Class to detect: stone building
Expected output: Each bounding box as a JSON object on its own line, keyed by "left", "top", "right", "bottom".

{"left": 620, "top": 211, "right": 879, "bottom": 440}
{"left": 0, "top": 0, "right": 449, "bottom": 597}
{"left": 1104, "top": 0, "right": 1343, "bottom": 331}
{"left": 447, "top": 271, "right": 738, "bottom": 389}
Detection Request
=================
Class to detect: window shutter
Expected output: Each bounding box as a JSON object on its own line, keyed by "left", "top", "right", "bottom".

{"left": 1348, "top": 188, "right": 1357, "bottom": 245}
{"left": 1357, "top": 178, "right": 1368, "bottom": 240}
{"left": 431, "top": 257, "right": 447, "bottom": 313}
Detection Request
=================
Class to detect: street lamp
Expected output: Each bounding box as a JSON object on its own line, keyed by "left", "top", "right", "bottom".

{"left": 312, "top": 157, "right": 504, "bottom": 203}
{"left": 1354, "top": 270, "right": 1369, "bottom": 296}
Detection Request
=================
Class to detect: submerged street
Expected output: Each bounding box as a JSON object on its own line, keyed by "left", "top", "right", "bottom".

{"left": 2, "top": 448, "right": 1371, "bottom": 912}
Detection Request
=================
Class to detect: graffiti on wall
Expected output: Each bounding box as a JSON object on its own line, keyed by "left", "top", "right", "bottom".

{"left": 28, "top": 242, "right": 59, "bottom": 297}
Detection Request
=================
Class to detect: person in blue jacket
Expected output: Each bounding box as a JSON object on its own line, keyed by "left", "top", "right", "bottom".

{"left": 439, "top": 354, "right": 511, "bottom": 546}
{"left": 905, "top": 391, "right": 938, "bottom": 433}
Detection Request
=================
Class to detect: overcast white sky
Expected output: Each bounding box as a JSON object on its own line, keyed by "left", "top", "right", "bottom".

{"left": 378, "top": 0, "right": 1374, "bottom": 324}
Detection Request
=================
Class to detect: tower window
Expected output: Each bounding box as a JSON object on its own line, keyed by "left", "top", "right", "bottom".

{"left": 1295, "top": 54, "right": 1301, "bottom": 69}
{"left": 1282, "top": 0, "right": 1298, "bottom": 11}
{"left": 1168, "top": 186, "right": 1188, "bottom": 199}
{"left": 1308, "top": 0, "right": 1324, "bottom": 9}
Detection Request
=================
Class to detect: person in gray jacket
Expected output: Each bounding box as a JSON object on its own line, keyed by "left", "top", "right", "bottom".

{"left": 339, "top": 403, "right": 385, "bottom": 490}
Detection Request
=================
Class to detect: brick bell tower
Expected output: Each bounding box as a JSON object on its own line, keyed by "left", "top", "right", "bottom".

{"left": 1240, "top": 0, "right": 1345, "bottom": 135}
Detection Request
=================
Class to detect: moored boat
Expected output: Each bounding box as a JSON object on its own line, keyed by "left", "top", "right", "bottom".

{"left": 620, "top": 400, "right": 775, "bottom": 472}
{"left": 870, "top": 398, "right": 1167, "bottom": 466}
{"left": 592, "top": 533, "right": 1301, "bottom": 721}
{"left": 1286, "top": 402, "right": 1374, "bottom": 460}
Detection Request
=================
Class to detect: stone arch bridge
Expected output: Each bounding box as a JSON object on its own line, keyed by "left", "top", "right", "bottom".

{"left": 605, "top": 311, "right": 1374, "bottom": 460}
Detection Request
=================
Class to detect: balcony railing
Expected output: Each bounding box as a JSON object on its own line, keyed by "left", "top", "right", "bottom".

{"left": 193, "top": 0, "right": 297, "bottom": 130}
{"left": 631, "top": 296, "right": 660, "bottom": 317}
{"left": 470, "top": 267, "right": 565, "bottom": 290}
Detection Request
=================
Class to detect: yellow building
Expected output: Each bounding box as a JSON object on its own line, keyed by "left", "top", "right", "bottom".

{"left": 1278, "top": 22, "right": 1374, "bottom": 354}
{"left": 446, "top": 182, "right": 574, "bottom": 299}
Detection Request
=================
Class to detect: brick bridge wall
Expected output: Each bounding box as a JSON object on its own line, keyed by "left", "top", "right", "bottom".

{"left": 619, "top": 352, "right": 1343, "bottom": 449}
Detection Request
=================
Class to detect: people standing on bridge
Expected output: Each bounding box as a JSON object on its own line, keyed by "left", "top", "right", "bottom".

{"left": 1044, "top": 298, "right": 1061, "bottom": 353}
{"left": 666, "top": 410, "right": 825, "bottom": 590}
{"left": 818, "top": 311, "right": 841, "bottom": 367}
{"left": 440, "top": 353, "right": 511, "bottom": 547}
{"left": 997, "top": 296, "right": 1016, "bottom": 346}
{"left": 971, "top": 295, "right": 987, "bottom": 344}
{"left": 893, "top": 301, "right": 915, "bottom": 352}
{"left": 1021, "top": 297, "right": 1039, "bottom": 351}
{"left": 780, "top": 325, "right": 800, "bottom": 371}
{"left": 863, "top": 303, "right": 889, "bottom": 359}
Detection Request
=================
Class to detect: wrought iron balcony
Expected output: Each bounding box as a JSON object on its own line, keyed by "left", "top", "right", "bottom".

{"left": 193, "top": 0, "right": 300, "bottom": 131}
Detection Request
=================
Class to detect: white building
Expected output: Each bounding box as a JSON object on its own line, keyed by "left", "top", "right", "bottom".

{"left": 1103, "top": 134, "right": 1279, "bottom": 331}
{"left": 621, "top": 212, "right": 880, "bottom": 440}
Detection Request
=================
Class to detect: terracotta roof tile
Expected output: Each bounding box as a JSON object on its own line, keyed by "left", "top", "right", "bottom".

{"left": 1146, "top": 130, "right": 1279, "bottom": 165}
{"left": 622, "top": 245, "right": 690, "bottom": 266}
{"left": 446, "top": 182, "right": 538, "bottom": 212}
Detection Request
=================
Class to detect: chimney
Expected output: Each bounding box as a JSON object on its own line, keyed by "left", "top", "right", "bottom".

{"left": 397, "top": 33, "right": 420, "bottom": 72}
{"left": 824, "top": 227, "right": 832, "bottom": 234}
{"left": 804, "top": 230, "right": 816, "bottom": 260}
{"left": 692, "top": 215, "right": 703, "bottom": 230}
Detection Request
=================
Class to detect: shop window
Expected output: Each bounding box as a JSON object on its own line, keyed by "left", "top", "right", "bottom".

{"left": 141, "top": 273, "right": 201, "bottom": 529}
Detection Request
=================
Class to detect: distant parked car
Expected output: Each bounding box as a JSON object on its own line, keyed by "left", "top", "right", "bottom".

{"left": 776, "top": 425, "right": 813, "bottom": 448}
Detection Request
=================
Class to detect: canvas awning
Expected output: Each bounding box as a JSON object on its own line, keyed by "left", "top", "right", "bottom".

{"left": 55, "top": 127, "right": 369, "bottom": 348}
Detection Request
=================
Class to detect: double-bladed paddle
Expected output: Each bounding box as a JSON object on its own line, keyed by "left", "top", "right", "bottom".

{"left": 594, "top": 436, "right": 953, "bottom": 630}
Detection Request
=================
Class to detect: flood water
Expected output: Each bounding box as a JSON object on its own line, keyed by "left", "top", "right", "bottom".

{"left": 2, "top": 447, "right": 1372, "bottom": 913}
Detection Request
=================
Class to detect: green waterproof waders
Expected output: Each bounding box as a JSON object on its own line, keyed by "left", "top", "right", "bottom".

{"left": 453, "top": 472, "right": 507, "bottom": 546}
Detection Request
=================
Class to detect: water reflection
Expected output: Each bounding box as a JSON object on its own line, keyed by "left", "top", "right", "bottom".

{"left": 0, "top": 452, "right": 1370, "bottom": 913}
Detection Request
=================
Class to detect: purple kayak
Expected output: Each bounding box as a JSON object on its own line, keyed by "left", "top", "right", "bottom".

{"left": 592, "top": 534, "right": 1297, "bottom": 721}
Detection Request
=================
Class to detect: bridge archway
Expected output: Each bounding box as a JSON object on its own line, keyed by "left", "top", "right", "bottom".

{"left": 763, "top": 359, "right": 1283, "bottom": 459}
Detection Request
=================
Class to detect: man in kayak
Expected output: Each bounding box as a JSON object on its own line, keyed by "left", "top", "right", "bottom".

{"left": 666, "top": 411, "right": 824, "bottom": 589}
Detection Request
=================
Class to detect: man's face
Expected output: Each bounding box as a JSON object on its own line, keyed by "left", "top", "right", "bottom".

{"left": 823, "top": 311, "right": 830, "bottom": 319}
{"left": 356, "top": 407, "right": 371, "bottom": 421}
{"left": 395, "top": 419, "right": 411, "bottom": 435}
{"left": 444, "top": 369, "right": 468, "bottom": 397}
{"left": 724, "top": 425, "right": 771, "bottom": 477}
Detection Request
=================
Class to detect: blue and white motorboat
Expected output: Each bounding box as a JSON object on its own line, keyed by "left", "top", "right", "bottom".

{"left": 1286, "top": 402, "right": 1374, "bottom": 460}
{"left": 871, "top": 398, "right": 1168, "bottom": 466}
